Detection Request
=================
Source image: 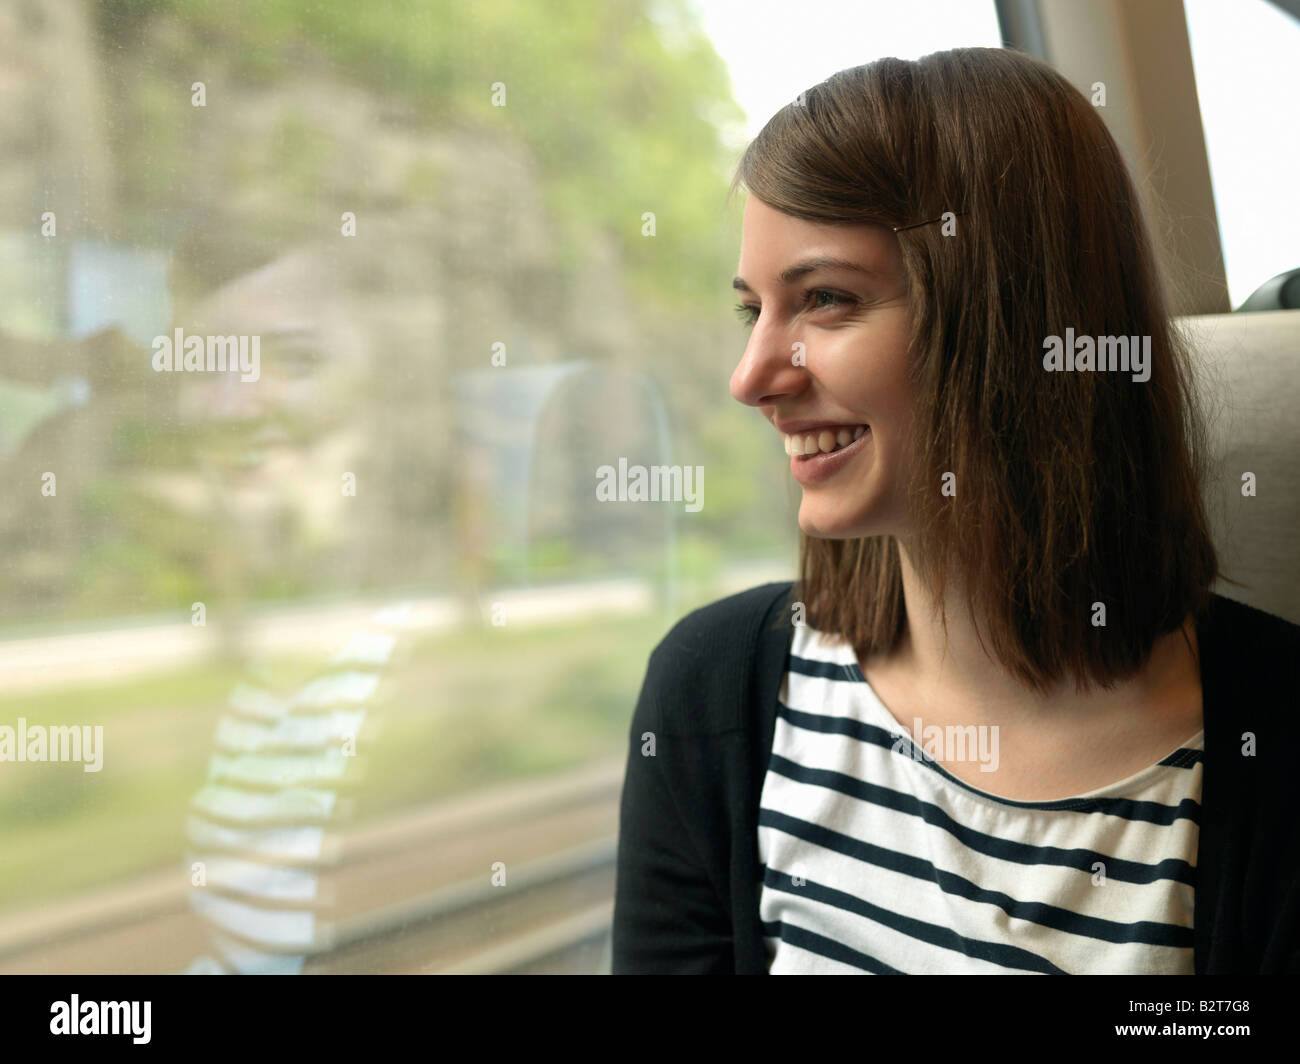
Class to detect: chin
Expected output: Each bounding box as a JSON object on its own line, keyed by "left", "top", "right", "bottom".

{"left": 798, "top": 504, "right": 874, "bottom": 540}
{"left": 795, "top": 494, "right": 899, "bottom": 538}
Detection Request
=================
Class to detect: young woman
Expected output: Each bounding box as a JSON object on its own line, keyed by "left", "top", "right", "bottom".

{"left": 611, "top": 47, "right": 1300, "bottom": 974}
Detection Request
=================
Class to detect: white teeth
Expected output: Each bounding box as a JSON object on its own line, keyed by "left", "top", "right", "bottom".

{"left": 782, "top": 425, "right": 869, "bottom": 457}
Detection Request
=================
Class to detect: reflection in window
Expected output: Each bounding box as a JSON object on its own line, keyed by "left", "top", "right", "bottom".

{"left": 0, "top": 0, "right": 995, "bottom": 974}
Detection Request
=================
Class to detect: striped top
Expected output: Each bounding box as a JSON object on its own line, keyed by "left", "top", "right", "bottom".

{"left": 757, "top": 623, "right": 1204, "bottom": 974}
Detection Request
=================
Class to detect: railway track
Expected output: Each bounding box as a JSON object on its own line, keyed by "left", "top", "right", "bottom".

{"left": 0, "top": 757, "right": 625, "bottom": 975}
{"left": 308, "top": 838, "right": 616, "bottom": 974}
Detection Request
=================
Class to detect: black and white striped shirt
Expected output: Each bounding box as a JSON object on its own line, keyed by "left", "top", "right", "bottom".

{"left": 758, "top": 624, "right": 1204, "bottom": 974}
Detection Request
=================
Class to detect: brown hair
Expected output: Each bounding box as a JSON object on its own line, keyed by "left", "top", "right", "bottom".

{"left": 729, "top": 47, "right": 1221, "bottom": 694}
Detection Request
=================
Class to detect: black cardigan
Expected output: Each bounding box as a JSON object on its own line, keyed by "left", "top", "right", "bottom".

{"left": 611, "top": 581, "right": 1300, "bottom": 974}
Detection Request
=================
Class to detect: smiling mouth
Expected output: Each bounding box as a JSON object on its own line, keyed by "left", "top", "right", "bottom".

{"left": 784, "top": 425, "right": 868, "bottom": 457}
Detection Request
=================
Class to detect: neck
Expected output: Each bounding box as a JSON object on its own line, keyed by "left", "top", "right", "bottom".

{"left": 885, "top": 538, "right": 1195, "bottom": 723}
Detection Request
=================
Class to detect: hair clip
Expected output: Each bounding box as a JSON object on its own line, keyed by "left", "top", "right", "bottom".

{"left": 892, "top": 212, "right": 967, "bottom": 232}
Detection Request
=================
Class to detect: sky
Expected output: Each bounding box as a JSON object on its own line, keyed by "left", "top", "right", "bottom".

{"left": 684, "top": 0, "right": 1001, "bottom": 140}
{"left": 682, "top": 0, "right": 1300, "bottom": 306}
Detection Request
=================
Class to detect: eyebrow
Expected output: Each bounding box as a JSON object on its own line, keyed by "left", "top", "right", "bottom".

{"left": 731, "top": 256, "right": 885, "bottom": 294}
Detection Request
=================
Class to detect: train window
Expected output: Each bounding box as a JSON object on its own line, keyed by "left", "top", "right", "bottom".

{"left": 0, "top": 0, "right": 997, "bottom": 977}
{"left": 1184, "top": 0, "right": 1300, "bottom": 306}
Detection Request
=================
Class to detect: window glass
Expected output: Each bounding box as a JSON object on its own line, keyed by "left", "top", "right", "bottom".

{"left": 0, "top": 0, "right": 997, "bottom": 975}
{"left": 1184, "top": 0, "right": 1300, "bottom": 306}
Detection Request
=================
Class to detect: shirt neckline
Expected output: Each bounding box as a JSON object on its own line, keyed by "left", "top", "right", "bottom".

{"left": 792, "top": 624, "right": 1205, "bottom": 810}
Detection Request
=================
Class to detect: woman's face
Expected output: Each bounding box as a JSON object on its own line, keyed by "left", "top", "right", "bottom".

{"left": 730, "top": 196, "right": 917, "bottom": 540}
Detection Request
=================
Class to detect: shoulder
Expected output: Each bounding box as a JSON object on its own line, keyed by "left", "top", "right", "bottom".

{"left": 645, "top": 580, "right": 794, "bottom": 678}
{"left": 1208, "top": 592, "right": 1300, "bottom": 640}
{"left": 634, "top": 581, "right": 794, "bottom": 736}
{"left": 1201, "top": 592, "right": 1300, "bottom": 739}
{"left": 1202, "top": 593, "right": 1300, "bottom": 676}
{"left": 658, "top": 581, "right": 794, "bottom": 652}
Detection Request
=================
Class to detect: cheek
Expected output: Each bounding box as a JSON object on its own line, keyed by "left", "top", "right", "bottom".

{"left": 874, "top": 376, "right": 914, "bottom": 430}
{"left": 822, "top": 330, "right": 913, "bottom": 419}
{"left": 871, "top": 325, "right": 915, "bottom": 421}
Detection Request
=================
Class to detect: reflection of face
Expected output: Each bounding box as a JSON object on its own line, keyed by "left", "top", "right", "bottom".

{"left": 730, "top": 196, "right": 916, "bottom": 540}
{"left": 180, "top": 248, "right": 369, "bottom": 467}
{"left": 143, "top": 247, "right": 371, "bottom": 538}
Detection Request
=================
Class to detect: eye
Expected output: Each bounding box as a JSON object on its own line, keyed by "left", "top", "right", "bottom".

{"left": 808, "top": 289, "right": 856, "bottom": 312}
{"left": 733, "top": 289, "right": 858, "bottom": 329}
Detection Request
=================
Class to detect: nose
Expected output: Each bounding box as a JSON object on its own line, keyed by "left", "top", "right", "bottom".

{"left": 729, "top": 321, "right": 806, "bottom": 409}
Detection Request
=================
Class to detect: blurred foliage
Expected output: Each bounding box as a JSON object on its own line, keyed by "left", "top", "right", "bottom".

{"left": 0, "top": 0, "right": 793, "bottom": 627}
{"left": 96, "top": 0, "right": 745, "bottom": 309}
